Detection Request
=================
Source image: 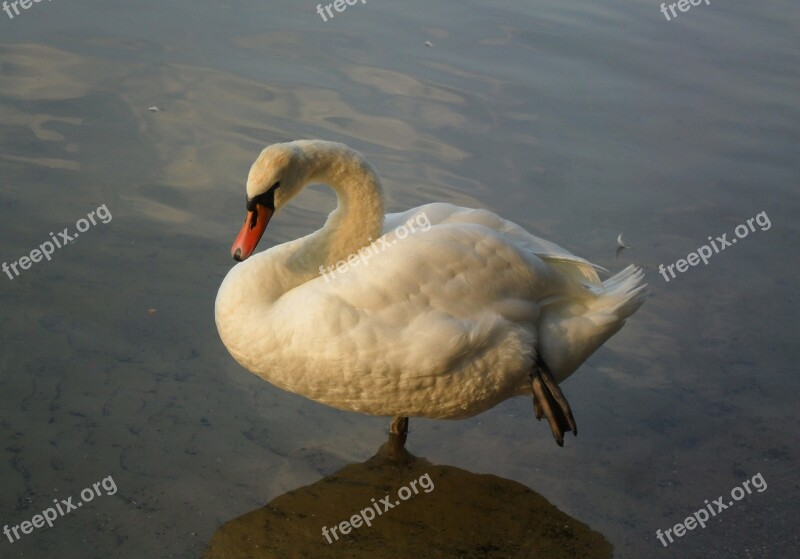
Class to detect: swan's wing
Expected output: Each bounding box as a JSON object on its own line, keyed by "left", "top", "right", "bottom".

{"left": 312, "top": 222, "right": 553, "bottom": 313}
{"left": 384, "top": 203, "right": 604, "bottom": 284}
{"left": 282, "top": 204, "right": 604, "bottom": 351}
{"left": 266, "top": 218, "right": 605, "bottom": 415}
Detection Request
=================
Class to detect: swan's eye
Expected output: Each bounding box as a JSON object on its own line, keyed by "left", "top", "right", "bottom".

{"left": 270, "top": 181, "right": 280, "bottom": 191}
{"left": 247, "top": 187, "right": 276, "bottom": 212}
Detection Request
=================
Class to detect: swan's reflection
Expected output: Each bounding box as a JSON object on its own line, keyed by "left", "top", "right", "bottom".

{"left": 203, "top": 437, "right": 612, "bottom": 559}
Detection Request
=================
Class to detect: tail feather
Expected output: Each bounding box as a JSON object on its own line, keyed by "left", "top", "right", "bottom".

{"left": 594, "top": 264, "right": 648, "bottom": 318}
{"left": 539, "top": 265, "right": 647, "bottom": 383}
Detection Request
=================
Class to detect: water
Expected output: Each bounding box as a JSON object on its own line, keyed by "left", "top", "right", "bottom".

{"left": 1, "top": 0, "right": 798, "bottom": 557}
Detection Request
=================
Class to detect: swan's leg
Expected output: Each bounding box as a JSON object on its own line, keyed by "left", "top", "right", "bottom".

{"left": 388, "top": 416, "right": 409, "bottom": 459}
{"left": 389, "top": 416, "right": 409, "bottom": 436}
{"left": 531, "top": 361, "right": 577, "bottom": 446}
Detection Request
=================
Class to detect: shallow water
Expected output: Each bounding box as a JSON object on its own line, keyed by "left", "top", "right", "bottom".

{"left": 1, "top": 0, "right": 798, "bottom": 557}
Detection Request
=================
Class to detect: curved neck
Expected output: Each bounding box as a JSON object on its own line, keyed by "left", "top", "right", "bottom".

{"left": 215, "top": 142, "right": 386, "bottom": 369}
{"left": 289, "top": 141, "right": 385, "bottom": 274}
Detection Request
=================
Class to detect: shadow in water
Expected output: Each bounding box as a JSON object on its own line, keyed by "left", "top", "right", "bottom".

{"left": 203, "top": 436, "right": 612, "bottom": 559}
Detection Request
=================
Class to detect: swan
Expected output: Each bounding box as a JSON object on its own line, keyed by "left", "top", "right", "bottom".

{"left": 215, "top": 140, "right": 647, "bottom": 447}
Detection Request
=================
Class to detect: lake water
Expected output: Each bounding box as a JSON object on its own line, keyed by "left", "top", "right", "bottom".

{"left": 1, "top": 0, "right": 798, "bottom": 557}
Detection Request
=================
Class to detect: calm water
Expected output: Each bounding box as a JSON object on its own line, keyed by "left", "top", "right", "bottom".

{"left": 1, "top": 0, "right": 798, "bottom": 557}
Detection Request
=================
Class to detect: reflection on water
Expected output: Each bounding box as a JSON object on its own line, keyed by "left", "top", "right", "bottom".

{"left": 203, "top": 437, "right": 612, "bottom": 559}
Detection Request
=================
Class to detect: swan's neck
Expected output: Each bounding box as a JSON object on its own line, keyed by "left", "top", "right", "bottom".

{"left": 226, "top": 142, "right": 385, "bottom": 306}
{"left": 299, "top": 141, "right": 384, "bottom": 273}
{"left": 215, "top": 143, "right": 385, "bottom": 366}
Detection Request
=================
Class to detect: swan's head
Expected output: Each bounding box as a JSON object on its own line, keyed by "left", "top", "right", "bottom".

{"left": 231, "top": 143, "right": 308, "bottom": 261}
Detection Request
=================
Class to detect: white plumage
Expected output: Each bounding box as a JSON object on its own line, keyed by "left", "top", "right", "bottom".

{"left": 215, "top": 140, "right": 646, "bottom": 435}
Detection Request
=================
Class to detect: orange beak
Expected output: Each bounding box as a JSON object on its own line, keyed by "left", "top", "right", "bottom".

{"left": 231, "top": 203, "right": 273, "bottom": 261}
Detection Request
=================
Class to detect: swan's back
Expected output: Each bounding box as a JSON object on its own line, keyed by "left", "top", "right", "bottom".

{"left": 384, "top": 203, "right": 603, "bottom": 283}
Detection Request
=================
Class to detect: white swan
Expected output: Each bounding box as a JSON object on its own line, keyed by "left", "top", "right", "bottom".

{"left": 215, "top": 140, "right": 647, "bottom": 446}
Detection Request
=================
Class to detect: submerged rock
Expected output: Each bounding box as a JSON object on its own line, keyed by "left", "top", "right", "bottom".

{"left": 204, "top": 445, "right": 612, "bottom": 559}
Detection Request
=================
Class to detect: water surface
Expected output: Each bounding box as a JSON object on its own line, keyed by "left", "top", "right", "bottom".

{"left": 1, "top": 0, "right": 798, "bottom": 557}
